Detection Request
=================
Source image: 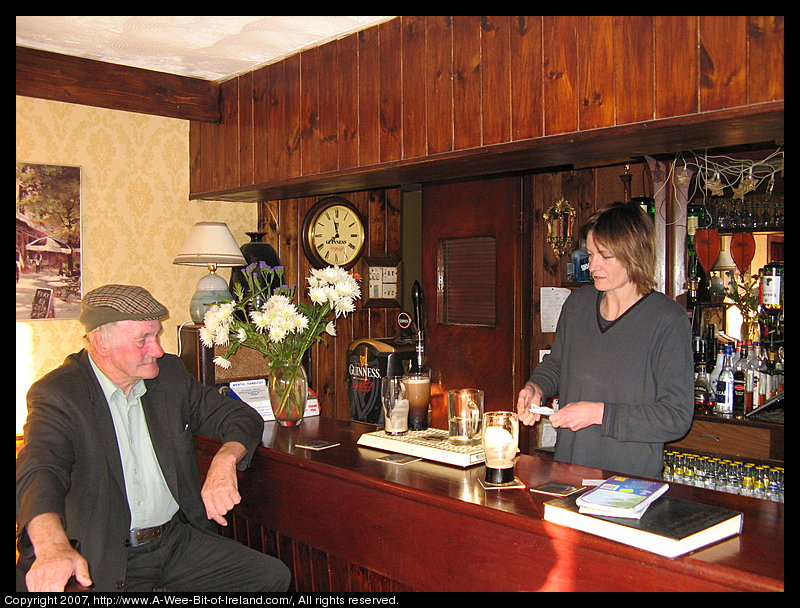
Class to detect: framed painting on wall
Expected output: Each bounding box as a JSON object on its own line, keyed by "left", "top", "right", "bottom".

{"left": 16, "top": 162, "right": 82, "bottom": 320}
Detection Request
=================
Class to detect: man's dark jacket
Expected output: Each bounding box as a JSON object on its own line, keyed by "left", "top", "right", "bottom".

{"left": 16, "top": 350, "right": 264, "bottom": 591}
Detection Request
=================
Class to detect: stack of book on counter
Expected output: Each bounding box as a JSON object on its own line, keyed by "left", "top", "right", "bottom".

{"left": 576, "top": 476, "right": 669, "bottom": 519}
{"left": 543, "top": 476, "right": 743, "bottom": 559}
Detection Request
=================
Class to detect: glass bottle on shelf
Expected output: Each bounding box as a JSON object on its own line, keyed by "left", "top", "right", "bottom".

{"left": 569, "top": 238, "right": 591, "bottom": 282}
{"left": 757, "top": 345, "right": 773, "bottom": 405}
{"left": 631, "top": 196, "right": 656, "bottom": 222}
{"left": 714, "top": 345, "right": 734, "bottom": 417}
{"left": 732, "top": 341, "right": 749, "bottom": 417}
{"left": 709, "top": 339, "right": 725, "bottom": 384}
{"left": 686, "top": 201, "right": 709, "bottom": 311}
{"left": 745, "top": 341, "right": 760, "bottom": 413}
{"left": 694, "top": 363, "right": 713, "bottom": 414}
{"left": 758, "top": 261, "right": 783, "bottom": 376}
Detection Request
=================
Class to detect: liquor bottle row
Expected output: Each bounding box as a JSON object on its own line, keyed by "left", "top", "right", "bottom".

{"left": 694, "top": 339, "right": 784, "bottom": 417}
{"left": 663, "top": 450, "right": 784, "bottom": 503}
{"left": 690, "top": 260, "right": 783, "bottom": 417}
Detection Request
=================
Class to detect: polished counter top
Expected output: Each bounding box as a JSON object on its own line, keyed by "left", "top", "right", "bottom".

{"left": 197, "top": 416, "right": 784, "bottom": 591}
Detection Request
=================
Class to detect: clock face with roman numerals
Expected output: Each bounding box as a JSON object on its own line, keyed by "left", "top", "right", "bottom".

{"left": 302, "top": 197, "right": 366, "bottom": 270}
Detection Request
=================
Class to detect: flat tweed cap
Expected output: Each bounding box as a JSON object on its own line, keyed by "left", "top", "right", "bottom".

{"left": 80, "top": 284, "right": 168, "bottom": 332}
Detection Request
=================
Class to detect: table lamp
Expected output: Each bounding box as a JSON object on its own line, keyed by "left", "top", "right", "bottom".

{"left": 173, "top": 221, "right": 246, "bottom": 323}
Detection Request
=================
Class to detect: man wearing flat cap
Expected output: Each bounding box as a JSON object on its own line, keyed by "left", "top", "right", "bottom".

{"left": 16, "top": 285, "right": 291, "bottom": 592}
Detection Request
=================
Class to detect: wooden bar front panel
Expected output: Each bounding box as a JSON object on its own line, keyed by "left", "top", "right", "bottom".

{"left": 195, "top": 418, "right": 784, "bottom": 592}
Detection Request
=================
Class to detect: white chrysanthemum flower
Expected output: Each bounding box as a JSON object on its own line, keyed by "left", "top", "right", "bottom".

{"left": 308, "top": 286, "right": 328, "bottom": 305}
{"left": 235, "top": 327, "right": 247, "bottom": 342}
{"left": 325, "top": 321, "right": 337, "bottom": 336}
{"left": 213, "top": 356, "right": 232, "bottom": 369}
{"left": 216, "top": 301, "right": 235, "bottom": 319}
{"left": 269, "top": 326, "right": 288, "bottom": 343}
{"left": 334, "top": 297, "right": 356, "bottom": 317}
{"left": 198, "top": 325, "right": 215, "bottom": 348}
{"left": 213, "top": 325, "right": 230, "bottom": 347}
{"left": 293, "top": 314, "right": 309, "bottom": 332}
{"left": 266, "top": 293, "right": 292, "bottom": 309}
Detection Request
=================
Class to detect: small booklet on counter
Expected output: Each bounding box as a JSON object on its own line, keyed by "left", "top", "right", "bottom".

{"left": 575, "top": 475, "right": 668, "bottom": 519}
{"left": 543, "top": 493, "right": 743, "bottom": 559}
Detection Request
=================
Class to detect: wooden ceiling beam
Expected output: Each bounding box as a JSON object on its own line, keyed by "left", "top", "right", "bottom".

{"left": 16, "top": 46, "right": 220, "bottom": 123}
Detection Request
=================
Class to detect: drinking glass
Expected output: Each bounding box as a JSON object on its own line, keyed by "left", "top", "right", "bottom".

{"left": 447, "top": 389, "right": 483, "bottom": 445}
{"left": 482, "top": 411, "right": 519, "bottom": 485}
{"left": 403, "top": 370, "right": 430, "bottom": 430}
{"left": 381, "top": 376, "right": 408, "bottom": 435}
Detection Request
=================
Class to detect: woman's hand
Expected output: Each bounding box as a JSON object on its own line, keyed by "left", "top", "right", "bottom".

{"left": 549, "top": 401, "right": 604, "bottom": 431}
{"left": 516, "top": 382, "right": 544, "bottom": 426}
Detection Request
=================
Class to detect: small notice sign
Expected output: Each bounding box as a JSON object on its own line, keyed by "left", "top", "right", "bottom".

{"left": 30, "top": 288, "right": 55, "bottom": 319}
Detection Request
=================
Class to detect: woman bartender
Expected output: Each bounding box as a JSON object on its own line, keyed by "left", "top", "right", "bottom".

{"left": 517, "top": 202, "right": 693, "bottom": 479}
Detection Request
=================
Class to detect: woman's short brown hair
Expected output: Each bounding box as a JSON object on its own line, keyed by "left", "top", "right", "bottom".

{"left": 580, "top": 202, "right": 657, "bottom": 296}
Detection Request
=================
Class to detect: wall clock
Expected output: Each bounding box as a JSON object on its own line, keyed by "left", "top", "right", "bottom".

{"left": 302, "top": 196, "right": 366, "bottom": 269}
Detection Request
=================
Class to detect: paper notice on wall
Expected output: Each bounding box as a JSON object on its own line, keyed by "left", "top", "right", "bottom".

{"left": 539, "top": 287, "right": 571, "bottom": 333}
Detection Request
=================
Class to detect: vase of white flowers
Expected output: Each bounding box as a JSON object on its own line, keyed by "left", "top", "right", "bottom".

{"left": 200, "top": 263, "right": 361, "bottom": 426}
{"left": 267, "top": 359, "right": 308, "bottom": 426}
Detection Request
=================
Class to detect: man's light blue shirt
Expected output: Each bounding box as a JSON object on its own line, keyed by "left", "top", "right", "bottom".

{"left": 89, "top": 356, "right": 179, "bottom": 530}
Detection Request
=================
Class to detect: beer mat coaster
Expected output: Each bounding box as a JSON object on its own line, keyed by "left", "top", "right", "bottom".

{"left": 376, "top": 454, "right": 422, "bottom": 465}
{"left": 295, "top": 440, "right": 340, "bottom": 450}
{"left": 479, "top": 477, "right": 526, "bottom": 490}
{"left": 529, "top": 482, "right": 584, "bottom": 497}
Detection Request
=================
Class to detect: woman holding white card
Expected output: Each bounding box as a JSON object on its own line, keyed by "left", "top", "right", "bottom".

{"left": 516, "top": 203, "right": 693, "bottom": 478}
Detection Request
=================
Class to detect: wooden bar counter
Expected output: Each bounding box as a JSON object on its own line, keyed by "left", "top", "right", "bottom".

{"left": 195, "top": 417, "right": 784, "bottom": 592}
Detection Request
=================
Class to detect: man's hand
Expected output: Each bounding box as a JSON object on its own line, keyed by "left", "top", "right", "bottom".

{"left": 25, "top": 513, "right": 92, "bottom": 592}
{"left": 201, "top": 441, "right": 248, "bottom": 526}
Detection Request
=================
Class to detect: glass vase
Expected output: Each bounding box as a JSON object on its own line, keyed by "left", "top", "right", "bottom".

{"left": 740, "top": 312, "right": 759, "bottom": 342}
{"left": 269, "top": 361, "right": 308, "bottom": 427}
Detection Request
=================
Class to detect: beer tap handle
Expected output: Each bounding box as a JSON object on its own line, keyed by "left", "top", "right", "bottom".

{"left": 412, "top": 281, "right": 426, "bottom": 333}
{"left": 412, "top": 281, "right": 426, "bottom": 372}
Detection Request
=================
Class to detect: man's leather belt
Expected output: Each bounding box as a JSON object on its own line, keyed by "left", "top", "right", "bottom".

{"left": 128, "top": 523, "right": 166, "bottom": 547}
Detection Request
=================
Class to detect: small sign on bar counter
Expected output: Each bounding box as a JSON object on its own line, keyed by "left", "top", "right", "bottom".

{"left": 226, "top": 378, "right": 320, "bottom": 421}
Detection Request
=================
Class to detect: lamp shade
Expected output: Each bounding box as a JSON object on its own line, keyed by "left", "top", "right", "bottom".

{"left": 712, "top": 234, "right": 737, "bottom": 272}
{"left": 173, "top": 222, "right": 246, "bottom": 267}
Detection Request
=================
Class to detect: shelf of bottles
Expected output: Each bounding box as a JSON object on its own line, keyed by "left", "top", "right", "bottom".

{"left": 663, "top": 450, "right": 784, "bottom": 503}
{"left": 693, "top": 324, "right": 783, "bottom": 419}
{"left": 686, "top": 184, "right": 784, "bottom": 418}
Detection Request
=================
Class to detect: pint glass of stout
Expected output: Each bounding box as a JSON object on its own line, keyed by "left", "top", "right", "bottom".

{"left": 482, "top": 411, "right": 519, "bottom": 485}
{"left": 403, "top": 370, "right": 430, "bottom": 430}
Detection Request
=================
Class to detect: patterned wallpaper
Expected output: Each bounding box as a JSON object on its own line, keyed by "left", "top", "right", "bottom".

{"left": 15, "top": 96, "right": 257, "bottom": 433}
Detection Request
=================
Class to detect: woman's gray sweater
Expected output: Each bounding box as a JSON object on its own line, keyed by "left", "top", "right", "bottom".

{"left": 529, "top": 285, "right": 694, "bottom": 478}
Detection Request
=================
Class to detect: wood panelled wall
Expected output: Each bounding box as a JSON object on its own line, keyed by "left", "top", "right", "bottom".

{"left": 189, "top": 15, "right": 784, "bottom": 198}
{"left": 261, "top": 188, "right": 401, "bottom": 421}
{"left": 186, "top": 15, "right": 782, "bottom": 422}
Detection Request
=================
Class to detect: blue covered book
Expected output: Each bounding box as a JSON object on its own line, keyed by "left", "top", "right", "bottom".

{"left": 575, "top": 476, "right": 669, "bottom": 519}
